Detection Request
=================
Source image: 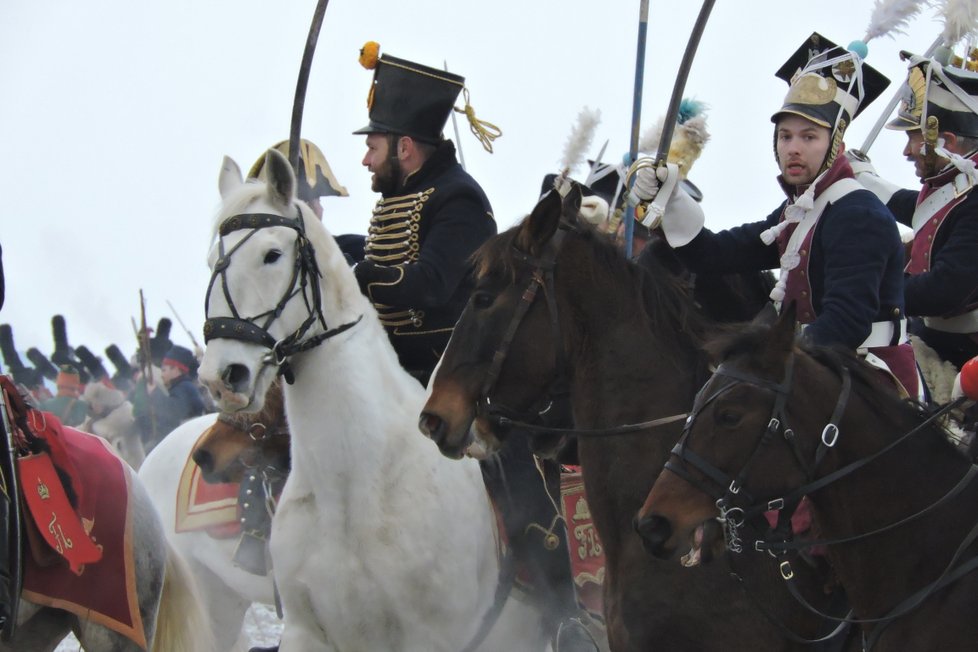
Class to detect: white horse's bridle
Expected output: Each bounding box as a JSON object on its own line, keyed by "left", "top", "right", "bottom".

{"left": 203, "top": 208, "right": 361, "bottom": 384}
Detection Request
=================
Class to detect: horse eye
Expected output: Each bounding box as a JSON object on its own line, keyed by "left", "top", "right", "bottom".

{"left": 472, "top": 291, "right": 494, "bottom": 310}
{"left": 716, "top": 409, "right": 742, "bottom": 428}
{"left": 264, "top": 250, "right": 282, "bottom": 264}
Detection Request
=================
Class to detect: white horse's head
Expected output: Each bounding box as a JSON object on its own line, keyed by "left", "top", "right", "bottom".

{"left": 199, "top": 148, "right": 363, "bottom": 413}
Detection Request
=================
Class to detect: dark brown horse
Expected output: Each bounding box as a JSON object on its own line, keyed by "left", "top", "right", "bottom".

{"left": 419, "top": 188, "right": 851, "bottom": 651}
{"left": 635, "top": 306, "right": 978, "bottom": 651}
{"left": 191, "top": 378, "right": 290, "bottom": 484}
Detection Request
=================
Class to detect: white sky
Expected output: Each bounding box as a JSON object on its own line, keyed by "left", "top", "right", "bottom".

{"left": 0, "top": 0, "right": 946, "bottom": 372}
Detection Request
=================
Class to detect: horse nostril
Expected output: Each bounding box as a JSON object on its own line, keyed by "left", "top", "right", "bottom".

{"left": 418, "top": 413, "right": 444, "bottom": 441}
{"left": 634, "top": 514, "right": 673, "bottom": 556}
{"left": 222, "top": 364, "right": 250, "bottom": 392}
{"left": 192, "top": 449, "right": 214, "bottom": 474}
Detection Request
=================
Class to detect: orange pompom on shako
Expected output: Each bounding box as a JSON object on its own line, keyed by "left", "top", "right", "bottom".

{"left": 359, "top": 41, "right": 380, "bottom": 70}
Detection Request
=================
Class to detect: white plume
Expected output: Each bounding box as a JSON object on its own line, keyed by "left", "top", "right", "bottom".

{"left": 863, "top": 0, "right": 927, "bottom": 42}
{"left": 940, "top": 0, "right": 978, "bottom": 46}
{"left": 559, "top": 107, "right": 601, "bottom": 175}
{"left": 638, "top": 116, "right": 665, "bottom": 155}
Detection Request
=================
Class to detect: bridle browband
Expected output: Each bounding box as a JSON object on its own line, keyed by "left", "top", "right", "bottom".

{"left": 203, "top": 208, "right": 362, "bottom": 384}
{"left": 475, "top": 221, "right": 686, "bottom": 438}
{"left": 669, "top": 352, "right": 978, "bottom": 645}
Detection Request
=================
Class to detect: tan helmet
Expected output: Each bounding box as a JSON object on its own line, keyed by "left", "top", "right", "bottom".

{"left": 248, "top": 139, "right": 349, "bottom": 201}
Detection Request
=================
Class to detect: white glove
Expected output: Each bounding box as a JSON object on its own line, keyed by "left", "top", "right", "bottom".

{"left": 656, "top": 185, "right": 705, "bottom": 248}
{"left": 628, "top": 159, "right": 671, "bottom": 205}
{"left": 579, "top": 195, "right": 610, "bottom": 226}
{"left": 845, "top": 149, "right": 902, "bottom": 204}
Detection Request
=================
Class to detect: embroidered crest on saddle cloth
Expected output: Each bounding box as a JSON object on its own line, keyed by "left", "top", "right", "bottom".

{"left": 559, "top": 467, "right": 605, "bottom": 622}
{"left": 0, "top": 377, "right": 146, "bottom": 649}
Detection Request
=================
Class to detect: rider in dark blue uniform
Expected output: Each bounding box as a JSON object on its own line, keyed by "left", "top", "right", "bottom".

{"left": 849, "top": 51, "right": 978, "bottom": 371}
{"left": 632, "top": 33, "right": 919, "bottom": 397}
{"left": 350, "top": 46, "right": 496, "bottom": 385}
{"left": 350, "top": 45, "right": 598, "bottom": 652}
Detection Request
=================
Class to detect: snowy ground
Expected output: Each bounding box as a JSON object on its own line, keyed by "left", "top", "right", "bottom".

{"left": 54, "top": 602, "right": 283, "bottom": 651}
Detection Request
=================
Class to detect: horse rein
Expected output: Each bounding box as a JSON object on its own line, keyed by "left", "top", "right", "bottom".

{"left": 475, "top": 220, "right": 686, "bottom": 438}
{"left": 203, "top": 208, "right": 362, "bottom": 384}
{"left": 669, "top": 353, "right": 978, "bottom": 643}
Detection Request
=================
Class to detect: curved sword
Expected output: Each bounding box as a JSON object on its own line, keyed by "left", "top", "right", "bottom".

{"left": 624, "top": 0, "right": 716, "bottom": 256}
{"left": 288, "top": 0, "right": 331, "bottom": 176}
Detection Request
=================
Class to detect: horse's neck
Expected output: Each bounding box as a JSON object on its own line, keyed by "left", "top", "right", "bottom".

{"left": 810, "top": 411, "right": 978, "bottom": 616}
{"left": 282, "top": 318, "right": 430, "bottom": 493}
{"left": 568, "top": 310, "right": 703, "bottom": 428}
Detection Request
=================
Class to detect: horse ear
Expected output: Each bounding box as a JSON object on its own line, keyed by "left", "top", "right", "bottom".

{"left": 750, "top": 302, "right": 779, "bottom": 328}
{"left": 516, "top": 189, "right": 562, "bottom": 254}
{"left": 771, "top": 302, "right": 798, "bottom": 353}
{"left": 264, "top": 148, "right": 296, "bottom": 206}
{"left": 218, "top": 156, "right": 243, "bottom": 199}
{"left": 562, "top": 184, "right": 584, "bottom": 227}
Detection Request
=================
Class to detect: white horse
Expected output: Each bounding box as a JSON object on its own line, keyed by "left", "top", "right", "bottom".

{"left": 81, "top": 382, "right": 146, "bottom": 470}
{"left": 0, "top": 423, "right": 211, "bottom": 651}
{"left": 196, "top": 149, "right": 550, "bottom": 652}
{"left": 137, "top": 412, "right": 277, "bottom": 652}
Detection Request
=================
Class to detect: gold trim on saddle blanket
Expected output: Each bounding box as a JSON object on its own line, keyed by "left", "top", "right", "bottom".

{"left": 20, "top": 434, "right": 146, "bottom": 650}
{"left": 175, "top": 423, "right": 240, "bottom": 534}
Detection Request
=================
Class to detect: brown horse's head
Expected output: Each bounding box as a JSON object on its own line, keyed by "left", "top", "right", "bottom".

{"left": 419, "top": 187, "right": 589, "bottom": 459}
{"left": 192, "top": 379, "right": 289, "bottom": 483}
{"left": 634, "top": 305, "right": 809, "bottom": 561}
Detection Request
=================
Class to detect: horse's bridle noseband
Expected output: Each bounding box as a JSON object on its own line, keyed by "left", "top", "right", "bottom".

{"left": 203, "top": 208, "right": 361, "bottom": 384}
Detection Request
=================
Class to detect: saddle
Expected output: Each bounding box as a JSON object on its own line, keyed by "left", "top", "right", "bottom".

{"left": 1, "top": 374, "right": 150, "bottom": 648}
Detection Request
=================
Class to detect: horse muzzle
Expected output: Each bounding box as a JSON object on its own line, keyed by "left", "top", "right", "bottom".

{"left": 418, "top": 411, "right": 474, "bottom": 460}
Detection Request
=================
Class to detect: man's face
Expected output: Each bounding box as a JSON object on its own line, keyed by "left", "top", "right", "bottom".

{"left": 362, "top": 134, "right": 397, "bottom": 193}
{"left": 903, "top": 130, "right": 934, "bottom": 180}
{"left": 775, "top": 115, "right": 831, "bottom": 186}
{"left": 161, "top": 363, "right": 182, "bottom": 385}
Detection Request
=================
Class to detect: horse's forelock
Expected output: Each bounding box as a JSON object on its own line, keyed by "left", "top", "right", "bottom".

{"left": 210, "top": 180, "right": 273, "bottom": 237}
{"left": 702, "top": 317, "right": 791, "bottom": 374}
{"left": 474, "top": 226, "right": 522, "bottom": 284}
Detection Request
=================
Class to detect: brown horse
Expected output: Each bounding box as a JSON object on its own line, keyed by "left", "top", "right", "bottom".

{"left": 635, "top": 306, "right": 978, "bottom": 651}
{"left": 419, "top": 187, "right": 852, "bottom": 651}
{"left": 191, "top": 378, "right": 290, "bottom": 484}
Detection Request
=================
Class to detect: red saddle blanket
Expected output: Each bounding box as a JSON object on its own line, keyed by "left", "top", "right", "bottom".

{"left": 174, "top": 425, "right": 241, "bottom": 538}
{"left": 13, "top": 406, "right": 146, "bottom": 649}
{"left": 560, "top": 467, "right": 605, "bottom": 622}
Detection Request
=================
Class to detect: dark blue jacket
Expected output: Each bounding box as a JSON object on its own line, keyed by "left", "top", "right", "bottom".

{"left": 673, "top": 187, "right": 905, "bottom": 349}
{"left": 887, "top": 185, "right": 978, "bottom": 367}
{"left": 887, "top": 188, "right": 978, "bottom": 317}
{"left": 354, "top": 140, "right": 496, "bottom": 380}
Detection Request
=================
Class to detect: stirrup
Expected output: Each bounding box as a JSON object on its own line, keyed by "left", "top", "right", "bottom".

{"left": 555, "top": 617, "right": 601, "bottom": 652}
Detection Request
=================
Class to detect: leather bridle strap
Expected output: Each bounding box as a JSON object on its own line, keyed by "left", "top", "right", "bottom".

{"left": 203, "top": 208, "right": 361, "bottom": 384}
{"left": 478, "top": 228, "right": 567, "bottom": 414}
